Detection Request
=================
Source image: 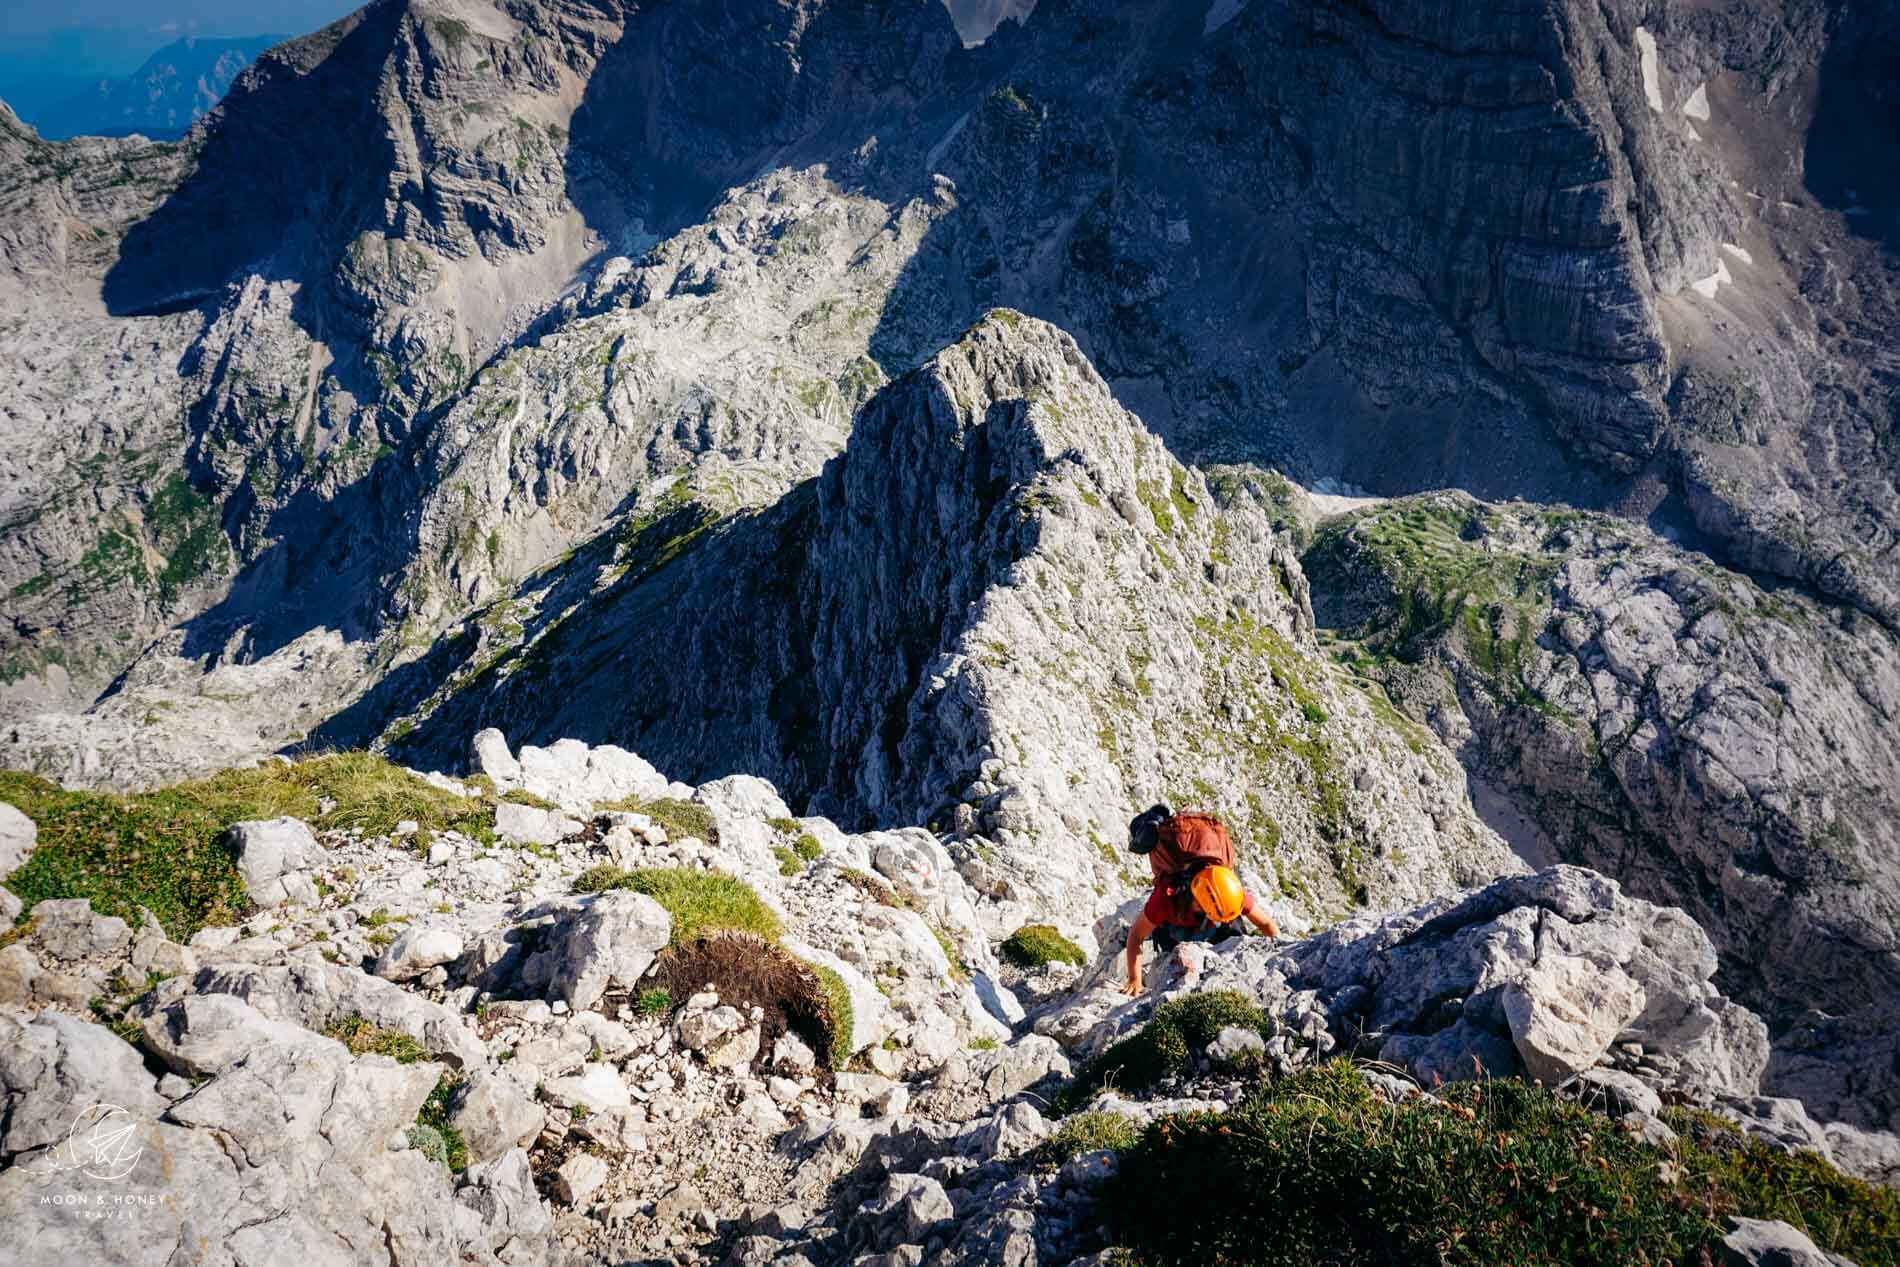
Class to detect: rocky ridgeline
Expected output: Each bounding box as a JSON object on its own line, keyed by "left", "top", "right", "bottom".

{"left": 2, "top": 733, "right": 1896, "bottom": 1266}
{"left": 392, "top": 314, "right": 1521, "bottom": 936}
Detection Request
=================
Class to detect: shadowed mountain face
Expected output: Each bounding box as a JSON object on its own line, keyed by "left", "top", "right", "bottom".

{"left": 2, "top": 0, "right": 1900, "bottom": 1133}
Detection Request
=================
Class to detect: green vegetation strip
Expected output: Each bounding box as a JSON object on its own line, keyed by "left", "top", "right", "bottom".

{"left": 1054, "top": 991, "right": 1271, "bottom": 1114}
{"left": 0, "top": 753, "right": 498, "bottom": 941}
{"left": 416, "top": 1073, "right": 470, "bottom": 1171}
{"left": 809, "top": 963, "right": 855, "bottom": 1071}
{"left": 1105, "top": 1060, "right": 1900, "bottom": 1267}
{"left": 572, "top": 865, "right": 781, "bottom": 945}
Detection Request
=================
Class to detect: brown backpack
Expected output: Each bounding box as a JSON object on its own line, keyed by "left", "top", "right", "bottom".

{"left": 1151, "top": 813, "right": 1236, "bottom": 921}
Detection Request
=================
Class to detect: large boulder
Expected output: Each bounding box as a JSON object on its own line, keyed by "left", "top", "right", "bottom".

{"left": 471, "top": 728, "right": 523, "bottom": 789}
{"left": 446, "top": 1072, "right": 546, "bottom": 1165}
{"left": 151, "top": 950, "right": 486, "bottom": 1067}
{"left": 27, "top": 897, "right": 132, "bottom": 962}
{"left": 515, "top": 738, "right": 669, "bottom": 812}
{"left": 229, "top": 817, "right": 323, "bottom": 907}
{"left": 457, "top": 1148, "right": 554, "bottom": 1262}
{"left": 374, "top": 924, "right": 467, "bottom": 982}
{"left": 529, "top": 891, "right": 672, "bottom": 1012}
{"left": 693, "top": 774, "right": 792, "bottom": 824}
{"left": 138, "top": 992, "right": 322, "bottom": 1078}
{"left": 1502, "top": 956, "right": 1646, "bottom": 1085}
{"left": 492, "top": 800, "right": 577, "bottom": 846}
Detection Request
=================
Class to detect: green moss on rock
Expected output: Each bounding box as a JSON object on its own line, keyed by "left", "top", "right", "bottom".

{"left": 1001, "top": 924, "right": 1087, "bottom": 968}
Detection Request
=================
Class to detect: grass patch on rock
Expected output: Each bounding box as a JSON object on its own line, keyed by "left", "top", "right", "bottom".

{"left": 572, "top": 865, "right": 780, "bottom": 944}
{"left": 417, "top": 1072, "right": 470, "bottom": 1171}
{"left": 597, "top": 795, "right": 718, "bottom": 844}
{"left": 1001, "top": 924, "right": 1086, "bottom": 968}
{"left": 324, "top": 1013, "right": 428, "bottom": 1064}
{"left": 1055, "top": 990, "right": 1270, "bottom": 1114}
{"left": 0, "top": 753, "right": 497, "bottom": 940}
{"left": 1035, "top": 1111, "right": 1141, "bottom": 1166}
{"left": 809, "top": 963, "right": 855, "bottom": 1071}
{"left": 1107, "top": 1060, "right": 1900, "bottom": 1267}
{"left": 1665, "top": 1108, "right": 1900, "bottom": 1263}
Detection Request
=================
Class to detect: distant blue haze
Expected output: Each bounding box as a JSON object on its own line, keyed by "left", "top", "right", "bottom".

{"left": 0, "top": 1, "right": 357, "bottom": 135}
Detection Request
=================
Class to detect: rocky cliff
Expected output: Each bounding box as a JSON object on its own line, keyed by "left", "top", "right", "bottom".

{"left": 1307, "top": 491, "right": 1900, "bottom": 1132}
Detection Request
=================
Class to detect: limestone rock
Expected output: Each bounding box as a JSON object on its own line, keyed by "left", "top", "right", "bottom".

{"left": 447, "top": 1072, "right": 547, "bottom": 1165}
{"left": 229, "top": 817, "right": 323, "bottom": 908}
{"left": 1208, "top": 1026, "right": 1267, "bottom": 1068}
{"left": 532, "top": 891, "right": 672, "bottom": 1013}
{"left": 457, "top": 1148, "right": 555, "bottom": 1262}
{"left": 677, "top": 999, "right": 762, "bottom": 1069}
{"left": 515, "top": 738, "right": 669, "bottom": 813}
{"left": 972, "top": 972, "right": 1025, "bottom": 1027}
{"left": 29, "top": 897, "right": 132, "bottom": 961}
{"left": 1502, "top": 957, "right": 1647, "bottom": 1086}
{"left": 159, "top": 951, "right": 485, "bottom": 1068}
{"left": 138, "top": 992, "right": 322, "bottom": 1079}
{"left": 541, "top": 1063, "right": 631, "bottom": 1115}
{"left": 1720, "top": 1217, "right": 1851, "bottom": 1267}
{"left": 0, "top": 1010, "right": 165, "bottom": 1159}
{"left": 554, "top": 1151, "right": 610, "bottom": 1206}
{"left": 129, "top": 907, "right": 197, "bottom": 978}
{"left": 863, "top": 1174, "right": 955, "bottom": 1251}
{"left": 0, "top": 801, "right": 35, "bottom": 878}
{"left": 471, "top": 728, "right": 522, "bottom": 789}
{"left": 374, "top": 924, "right": 467, "bottom": 982}
{"left": 492, "top": 801, "right": 575, "bottom": 847}
{"left": 693, "top": 774, "right": 792, "bottom": 825}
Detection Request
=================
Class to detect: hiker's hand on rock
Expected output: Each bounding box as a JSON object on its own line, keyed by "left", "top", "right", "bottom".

{"left": 1121, "top": 969, "right": 1143, "bottom": 996}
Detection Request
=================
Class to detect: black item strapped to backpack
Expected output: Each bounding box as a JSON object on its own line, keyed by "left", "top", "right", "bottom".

{"left": 1128, "top": 803, "right": 1172, "bottom": 854}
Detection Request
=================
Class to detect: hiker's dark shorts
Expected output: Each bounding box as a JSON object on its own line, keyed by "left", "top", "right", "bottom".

{"left": 1152, "top": 919, "right": 1244, "bottom": 954}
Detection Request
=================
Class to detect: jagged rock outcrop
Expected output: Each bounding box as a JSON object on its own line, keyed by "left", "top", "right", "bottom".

{"left": 1046, "top": 867, "right": 1770, "bottom": 1104}
{"left": 395, "top": 314, "right": 1519, "bottom": 932}
{"left": 0, "top": 1002, "right": 550, "bottom": 1267}
{"left": 1306, "top": 491, "right": 1900, "bottom": 1131}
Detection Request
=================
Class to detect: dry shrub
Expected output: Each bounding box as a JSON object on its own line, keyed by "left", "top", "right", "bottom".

{"left": 647, "top": 932, "right": 838, "bottom": 1076}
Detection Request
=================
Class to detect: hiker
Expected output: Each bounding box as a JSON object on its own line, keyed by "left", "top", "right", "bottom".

{"left": 1121, "top": 804, "right": 1279, "bottom": 996}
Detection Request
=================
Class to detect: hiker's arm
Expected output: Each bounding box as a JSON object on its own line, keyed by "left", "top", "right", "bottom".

{"left": 1122, "top": 911, "right": 1157, "bottom": 995}
{"left": 1243, "top": 898, "right": 1280, "bottom": 939}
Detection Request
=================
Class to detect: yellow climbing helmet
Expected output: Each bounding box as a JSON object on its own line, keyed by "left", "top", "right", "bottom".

{"left": 1190, "top": 864, "right": 1246, "bottom": 923}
